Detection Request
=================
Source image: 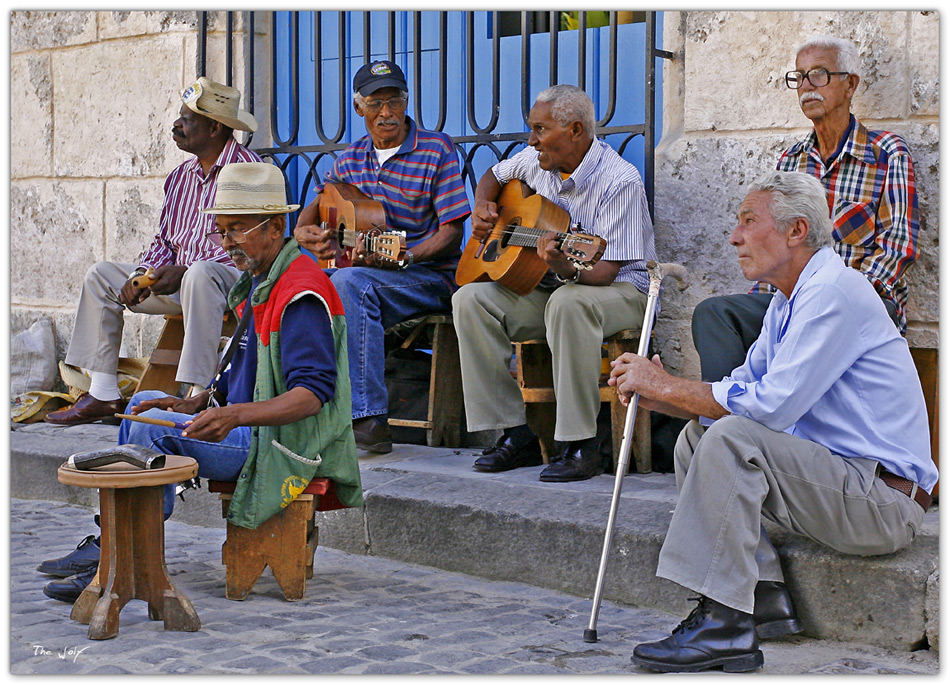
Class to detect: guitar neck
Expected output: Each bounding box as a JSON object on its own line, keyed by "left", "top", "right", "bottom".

{"left": 502, "top": 225, "right": 569, "bottom": 248}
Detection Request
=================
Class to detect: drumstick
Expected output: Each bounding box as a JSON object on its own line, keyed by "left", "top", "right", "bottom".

{"left": 114, "top": 413, "right": 188, "bottom": 430}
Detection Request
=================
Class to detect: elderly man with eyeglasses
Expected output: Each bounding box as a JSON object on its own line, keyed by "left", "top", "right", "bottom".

{"left": 691, "top": 35, "right": 919, "bottom": 384}
{"left": 45, "top": 77, "right": 262, "bottom": 427}
{"left": 294, "top": 60, "right": 471, "bottom": 453}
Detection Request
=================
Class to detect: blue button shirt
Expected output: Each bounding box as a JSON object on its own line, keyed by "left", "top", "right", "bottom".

{"left": 708, "top": 247, "right": 936, "bottom": 492}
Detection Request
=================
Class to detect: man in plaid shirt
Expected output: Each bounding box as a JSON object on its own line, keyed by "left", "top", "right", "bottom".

{"left": 691, "top": 35, "right": 919, "bottom": 382}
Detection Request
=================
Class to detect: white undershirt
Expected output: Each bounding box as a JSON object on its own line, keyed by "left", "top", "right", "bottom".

{"left": 375, "top": 145, "right": 400, "bottom": 167}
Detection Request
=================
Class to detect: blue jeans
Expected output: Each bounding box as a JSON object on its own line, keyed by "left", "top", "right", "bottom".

{"left": 118, "top": 391, "right": 251, "bottom": 519}
{"left": 326, "top": 265, "right": 455, "bottom": 420}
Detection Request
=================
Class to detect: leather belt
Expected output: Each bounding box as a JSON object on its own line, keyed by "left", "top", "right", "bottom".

{"left": 879, "top": 470, "right": 932, "bottom": 511}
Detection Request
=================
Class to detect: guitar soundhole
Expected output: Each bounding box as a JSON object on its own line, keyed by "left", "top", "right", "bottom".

{"left": 482, "top": 240, "right": 500, "bottom": 262}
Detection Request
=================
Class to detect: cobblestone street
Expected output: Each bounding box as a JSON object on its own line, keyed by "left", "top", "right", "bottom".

{"left": 10, "top": 499, "right": 937, "bottom": 675}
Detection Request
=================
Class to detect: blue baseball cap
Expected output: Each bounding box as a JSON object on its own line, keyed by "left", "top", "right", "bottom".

{"left": 353, "top": 60, "right": 408, "bottom": 96}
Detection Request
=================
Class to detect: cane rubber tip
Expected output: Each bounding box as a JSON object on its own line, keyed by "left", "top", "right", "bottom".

{"left": 583, "top": 629, "right": 598, "bottom": 643}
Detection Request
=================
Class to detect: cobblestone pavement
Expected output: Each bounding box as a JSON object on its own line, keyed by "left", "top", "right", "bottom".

{"left": 10, "top": 499, "right": 937, "bottom": 675}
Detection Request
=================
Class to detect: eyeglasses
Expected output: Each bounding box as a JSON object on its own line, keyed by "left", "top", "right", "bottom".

{"left": 361, "top": 95, "right": 408, "bottom": 113}
{"left": 785, "top": 67, "right": 850, "bottom": 89}
{"left": 205, "top": 217, "right": 270, "bottom": 245}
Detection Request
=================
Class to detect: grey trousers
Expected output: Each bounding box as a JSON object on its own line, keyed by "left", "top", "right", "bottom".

{"left": 64, "top": 260, "right": 240, "bottom": 387}
{"left": 452, "top": 280, "right": 646, "bottom": 442}
{"left": 656, "top": 417, "right": 923, "bottom": 613}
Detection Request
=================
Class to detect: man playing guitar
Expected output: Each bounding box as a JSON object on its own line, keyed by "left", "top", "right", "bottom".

{"left": 453, "top": 84, "right": 658, "bottom": 482}
{"left": 294, "top": 60, "right": 470, "bottom": 453}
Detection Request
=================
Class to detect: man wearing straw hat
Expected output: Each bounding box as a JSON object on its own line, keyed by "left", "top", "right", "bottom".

{"left": 45, "top": 77, "right": 261, "bottom": 427}
{"left": 41, "top": 162, "right": 362, "bottom": 603}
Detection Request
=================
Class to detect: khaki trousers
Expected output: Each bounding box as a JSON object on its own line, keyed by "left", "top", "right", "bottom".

{"left": 64, "top": 260, "right": 240, "bottom": 387}
{"left": 452, "top": 281, "right": 646, "bottom": 442}
{"left": 656, "top": 417, "right": 923, "bottom": 613}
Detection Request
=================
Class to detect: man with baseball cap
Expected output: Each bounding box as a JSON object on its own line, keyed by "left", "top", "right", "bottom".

{"left": 46, "top": 76, "right": 261, "bottom": 427}
{"left": 294, "top": 60, "right": 471, "bottom": 453}
{"left": 41, "top": 162, "right": 362, "bottom": 602}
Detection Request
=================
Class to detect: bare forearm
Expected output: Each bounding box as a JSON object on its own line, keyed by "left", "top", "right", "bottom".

{"left": 294, "top": 200, "right": 319, "bottom": 231}
{"left": 407, "top": 221, "right": 463, "bottom": 263}
{"left": 231, "top": 387, "right": 323, "bottom": 426}
{"left": 474, "top": 169, "right": 501, "bottom": 205}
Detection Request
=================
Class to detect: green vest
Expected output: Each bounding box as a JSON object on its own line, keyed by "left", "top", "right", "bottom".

{"left": 226, "top": 238, "right": 362, "bottom": 529}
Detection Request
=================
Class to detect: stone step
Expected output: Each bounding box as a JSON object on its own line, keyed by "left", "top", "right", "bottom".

{"left": 11, "top": 422, "right": 938, "bottom": 652}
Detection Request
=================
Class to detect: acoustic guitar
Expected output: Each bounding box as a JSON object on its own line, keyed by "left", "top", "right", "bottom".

{"left": 315, "top": 182, "right": 407, "bottom": 268}
{"left": 455, "top": 179, "right": 607, "bottom": 295}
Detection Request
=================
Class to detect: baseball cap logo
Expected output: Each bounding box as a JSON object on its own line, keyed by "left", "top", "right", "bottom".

{"left": 370, "top": 62, "right": 392, "bottom": 76}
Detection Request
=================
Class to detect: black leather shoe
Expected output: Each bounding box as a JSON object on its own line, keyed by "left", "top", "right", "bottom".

{"left": 753, "top": 580, "right": 802, "bottom": 639}
{"left": 632, "top": 596, "right": 764, "bottom": 673}
{"left": 43, "top": 566, "right": 98, "bottom": 603}
{"left": 538, "top": 438, "right": 603, "bottom": 482}
{"left": 37, "top": 534, "right": 100, "bottom": 578}
{"left": 353, "top": 417, "right": 393, "bottom": 453}
{"left": 473, "top": 434, "right": 542, "bottom": 472}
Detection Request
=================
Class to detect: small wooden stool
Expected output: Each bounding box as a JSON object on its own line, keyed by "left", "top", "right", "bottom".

{"left": 386, "top": 313, "right": 465, "bottom": 447}
{"left": 514, "top": 329, "right": 652, "bottom": 473}
{"left": 208, "top": 478, "right": 346, "bottom": 601}
{"left": 135, "top": 312, "right": 236, "bottom": 395}
{"left": 57, "top": 455, "right": 200, "bottom": 640}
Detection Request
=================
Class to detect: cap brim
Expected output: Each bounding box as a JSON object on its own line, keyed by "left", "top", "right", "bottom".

{"left": 358, "top": 77, "right": 408, "bottom": 95}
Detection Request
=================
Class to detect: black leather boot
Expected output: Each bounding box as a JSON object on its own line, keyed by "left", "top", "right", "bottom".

{"left": 753, "top": 580, "right": 802, "bottom": 639}
{"left": 632, "top": 596, "right": 764, "bottom": 673}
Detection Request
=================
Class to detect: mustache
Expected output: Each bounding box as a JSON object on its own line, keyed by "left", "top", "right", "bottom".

{"left": 227, "top": 248, "right": 248, "bottom": 261}
{"left": 376, "top": 118, "right": 399, "bottom": 126}
{"left": 799, "top": 92, "right": 824, "bottom": 106}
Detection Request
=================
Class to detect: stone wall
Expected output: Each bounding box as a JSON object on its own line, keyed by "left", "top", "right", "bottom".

{"left": 654, "top": 10, "right": 939, "bottom": 379}
{"left": 9, "top": 10, "right": 259, "bottom": 367}
{"left": 10, "top": 10, "right": 938, "bottom": 385}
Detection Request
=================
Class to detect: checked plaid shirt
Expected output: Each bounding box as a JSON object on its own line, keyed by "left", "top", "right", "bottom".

{"left": 764, "top": 115, "right": 919, "bottom": 333}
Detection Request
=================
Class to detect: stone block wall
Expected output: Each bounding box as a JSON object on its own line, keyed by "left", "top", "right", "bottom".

{"left": 10, "top": 10, "right": 938, "bottom": 386}
{"left": 9, "top": 10, "right": 258, "bottom": 368}
{"left": 654, "top": 10, "right": 939, "bottom": 379}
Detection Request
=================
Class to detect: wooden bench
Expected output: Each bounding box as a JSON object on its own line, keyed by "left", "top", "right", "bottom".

{"left": 207, "top": 478, "right": 346, "bottom": 601}
{"left": 134, "top": 313, "right": 236, "bottom": 396}
{"left": 514, "top": 328, "right": 652, "bottom": 473}
{"left": 910, "top": 347, "right": 939, "bottom": 500}
{"left": 385, "top": 313, "right": 465, "bottom": 447}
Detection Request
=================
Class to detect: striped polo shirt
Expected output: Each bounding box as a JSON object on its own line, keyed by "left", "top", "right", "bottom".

{"left": 318, "top": 117, "right": 471, "bottom": 274}
{"left": 139, "top": 137, "right": 262, "bottom": 269}
{"left": 492, "top": 139, "right": 657, "bottom": 293}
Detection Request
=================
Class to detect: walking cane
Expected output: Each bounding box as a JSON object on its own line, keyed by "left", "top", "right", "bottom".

{"left": 584, "top": 260, "right": 688, "bottom": 643}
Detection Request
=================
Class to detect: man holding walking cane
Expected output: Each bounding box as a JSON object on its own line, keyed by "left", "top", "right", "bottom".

{"left": 609, "top": 170, "right": 935, "bottom": 673}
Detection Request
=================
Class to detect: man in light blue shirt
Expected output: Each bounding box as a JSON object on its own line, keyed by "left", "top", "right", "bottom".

{"left": 609, "top": 170, "right": 935, "bottom": 673}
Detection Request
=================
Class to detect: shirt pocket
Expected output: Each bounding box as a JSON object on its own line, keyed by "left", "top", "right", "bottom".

{"left": 832, "top": 198, "right": 877, "bottom": 247}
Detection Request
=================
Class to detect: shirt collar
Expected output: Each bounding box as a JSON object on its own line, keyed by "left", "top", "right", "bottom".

{"left": 554, "top": 137, "right": 604, "bottom": 192}
{"left": 187, "top": 137, "right": 239, "bottom": 182}
{"left": 774, "top": 246, "right": 836, "bottom": 307}
{"left": 360, "top": 116, "right": 418, "bottom": 160}
{"left": 794, "top": 115, "right": 877, "bottom": 167}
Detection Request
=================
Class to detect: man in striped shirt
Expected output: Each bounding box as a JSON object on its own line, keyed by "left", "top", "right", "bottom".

{"left": 453, "top": 84, "right": 658, "bottom": 482}
{"left": 46, "top": 77, "right": 261, "bottom": 427}
{"left": 691, "top": 35, "right": 920, "bottom": 383}
{"left": 294, "top": 60, "right": 471, "bottom": 454}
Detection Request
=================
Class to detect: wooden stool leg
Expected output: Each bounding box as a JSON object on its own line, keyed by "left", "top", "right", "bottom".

{"left": 517, "top": 342, "right": 558, "bottom": 463}
{"left": 427, "top": 322, "right": 464, "bottom": 448}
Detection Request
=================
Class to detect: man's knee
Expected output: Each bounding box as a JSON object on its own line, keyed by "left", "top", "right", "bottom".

{"left": 85, "top": 261, "right": 118, "bottom": 287}
{"left": 691, "top": 295, "right": 729, "bottom": 334}
{"left": 181, "top": 260, "right": 227, "bottom": 291}
{"left": 543, "top": 286, "right": 595, "bottom": 334}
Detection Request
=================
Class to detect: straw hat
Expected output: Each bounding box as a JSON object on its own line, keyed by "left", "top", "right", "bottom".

{"left": 181, "top": 76, "right": 258, "bottom": 133}
{"left": 201, "top": 163, "right": 300, "bottom": 215}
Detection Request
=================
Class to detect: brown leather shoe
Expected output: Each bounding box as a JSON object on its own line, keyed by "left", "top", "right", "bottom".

{"left": 44, "top": 393, "right": 125, "bottom": 426}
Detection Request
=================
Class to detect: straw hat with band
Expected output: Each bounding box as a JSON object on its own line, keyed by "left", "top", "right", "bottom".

{"left": 201, "top": 162, "right": 299, "bottom": 215}
{"left": 181, "top": 76, "right": 258, "bottom": 133}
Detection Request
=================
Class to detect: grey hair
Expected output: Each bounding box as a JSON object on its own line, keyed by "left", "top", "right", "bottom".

{"left": 353, "top": 89, "right": 409, "bottom": 106}
{"left": 747, "top": 171, "right": 833, "bottom": 249}
{"left": 796, "top": 35, "right": 861, "bottom": 79}
{"left": 535, "top": 84, "right": 596, "bottom": 137}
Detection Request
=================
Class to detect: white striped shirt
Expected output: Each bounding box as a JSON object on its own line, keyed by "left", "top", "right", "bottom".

{"left": 492, "top": 139, "right": 657, "bottom": 292}
{"left": 139, "top": 137, "right": 262, "bottom": 269}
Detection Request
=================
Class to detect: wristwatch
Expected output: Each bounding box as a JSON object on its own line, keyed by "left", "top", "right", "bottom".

{"left": 128, "top": 267, "right": 147, "bottom": 280}
{"left": 555, "top": 265, "right": 581, "bottom": 284}
{"left": 400, "top": 250, "right": 415, "bottom": 270}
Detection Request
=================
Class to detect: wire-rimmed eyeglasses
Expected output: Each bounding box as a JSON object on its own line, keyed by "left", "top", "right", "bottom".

{"left": 204, "top": 217, "right": 270, "bottom": 245}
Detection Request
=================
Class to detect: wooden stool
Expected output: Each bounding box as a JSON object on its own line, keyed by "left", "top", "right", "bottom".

{"left": 208, "top": 478, "right": 346, "bottom": 601}
{"left": 514, "top": 329, "right": 652, "bottom": 473}
{"left": 135, "top": 313, "right": 236, "bottom": 395}
{"left": 386, "top": 313, "right": 465, "bottom": 447}
{"left": 57, "top": 455, "right": 200, "bottom": 640}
